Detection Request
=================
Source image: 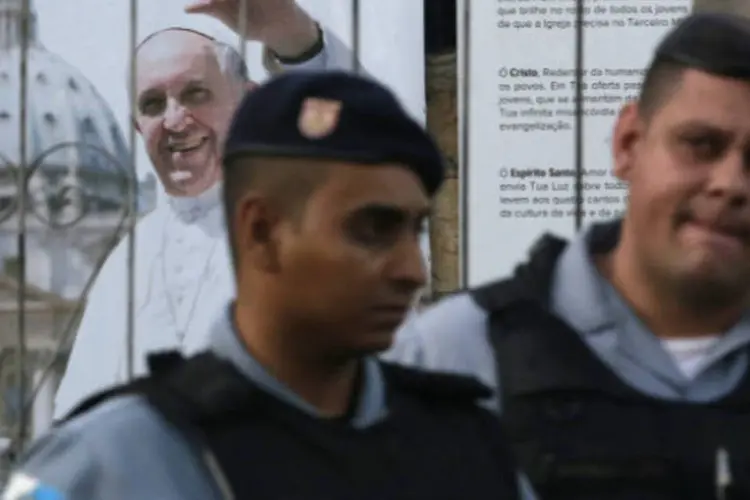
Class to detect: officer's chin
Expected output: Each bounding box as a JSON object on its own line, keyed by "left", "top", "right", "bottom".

{"left": 354, "top": 329, "right": 399, "bottom": 356}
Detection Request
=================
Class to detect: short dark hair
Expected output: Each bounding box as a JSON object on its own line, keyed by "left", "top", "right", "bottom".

{"left": 222, "top": 157, "right": 330, "bottom": 271}
{"left": 637, "top": 58, "right": 686, "bottom": 120}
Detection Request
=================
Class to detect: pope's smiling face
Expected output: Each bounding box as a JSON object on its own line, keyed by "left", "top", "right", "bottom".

{"left": 134, "top": 30, "right": 245, "bottom": 197}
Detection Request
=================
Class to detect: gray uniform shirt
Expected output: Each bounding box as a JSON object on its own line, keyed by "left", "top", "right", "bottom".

{"left": 3, "top": 310, "right": 533, "bottom": 499}
{"left": 384, "top": 230, "right": 750, "bottom": 411}
{"left": 383, "top": 224, "right": 750, "bottom": 497}
{"left": 3, "top": 310, "right": 388, "bottom": 500}
{"left": 386, "top": 226, "right": 750, "bottom": 407}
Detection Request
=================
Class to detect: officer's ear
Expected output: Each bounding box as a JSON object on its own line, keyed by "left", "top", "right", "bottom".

{"left": 612, "top": 101, "right": 643, "bottom": 182}
{"left": 235, "top": 193, "right": 284, "bottom": 274}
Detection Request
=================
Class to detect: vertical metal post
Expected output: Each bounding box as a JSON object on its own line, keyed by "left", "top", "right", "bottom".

{"left": 351, "top": 0, "right": 361, "bottom": 73}
{"left": 125, "top": 0, "right": 138, "bottom": 381}
{"left": 457, "top": 0, "right": 470, "bottom": 288}
{"left": 14, "top": 0, "right": 30, "bottom": 451}
{"left": 237, "top": 0, "right": 248, "bottom": 61}
{"left": 573, "top": 0, "right": 585, "bottom": 231}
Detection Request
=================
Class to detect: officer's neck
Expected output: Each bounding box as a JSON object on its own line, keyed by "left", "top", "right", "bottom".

{"left": 602, "top": 239, "right": 745, "bottom": 339}
{"left": 233, "top": 301, "right": 360, "bottom": 418}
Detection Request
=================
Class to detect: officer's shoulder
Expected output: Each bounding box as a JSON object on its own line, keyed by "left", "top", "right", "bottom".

{"left": 380, "top": 361, "right": 492, "bottom": 404}
{"left": 398, "top": 292, "right": 487, "bottom": 340}
{"left": 11, "top": 394, "right": 209, "bottom": 499}
{"left": 41, "top": 394, "right": 172, "bottom": 453}
{"left": 383, "top": 292, "right": 491, "bottom": 369}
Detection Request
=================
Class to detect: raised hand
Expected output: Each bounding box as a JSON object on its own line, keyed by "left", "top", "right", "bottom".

{"left": 184, "top": 0, "right": 298, "bottom": 42}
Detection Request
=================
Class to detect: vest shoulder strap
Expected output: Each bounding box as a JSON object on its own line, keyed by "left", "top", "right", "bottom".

{"left": 471, "top": 221, "right": 623, "bottom": 314}
{"left": 61, "top": 350, "right": 256, "bottom": 428}
{"left": 60, "top": 378, "right": 150, "bottom": 424}
{"left": 147, "top": 350, "right": 187, "bottom": 373}
{"left": 380, "top": 362, "right": 492, "bottom": 404}
{"left": 59, "top": 351, "right": 183, "bottom": 423}
{"left": 468, "top": 223, "right": 645, "bottom": 399}
{"left": 143, "top": 351, "right": 257, "bottom": 428}
{"left": 471, "top": 232, "right": 569, "bottom": 313}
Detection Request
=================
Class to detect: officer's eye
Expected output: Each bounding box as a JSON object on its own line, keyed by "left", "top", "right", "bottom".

{"left": 345, "top": 206, "right": 405, "bottom": 248}
{"left": 351, "top": 217, "right": 401, "bottom": 246}
{"left": 675, "top": 126, "right": 729, "bottom": 164}
{"left": 684, "top": 135, "right": 724, "bottom": 161}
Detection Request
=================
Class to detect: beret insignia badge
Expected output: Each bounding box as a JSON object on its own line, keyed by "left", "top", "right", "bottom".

{"left": 298, "top": 98, "right": 342, "bottom": 139}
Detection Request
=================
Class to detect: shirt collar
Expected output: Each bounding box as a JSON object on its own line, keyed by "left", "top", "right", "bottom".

{"left": 551, "top": 223, "right": 616, "bottom": 334}
{"left": 551, "top": 222, "right": 750, "bottom": 350}
{"left": 208, "top": 306, "right": 388, "bottom": 428}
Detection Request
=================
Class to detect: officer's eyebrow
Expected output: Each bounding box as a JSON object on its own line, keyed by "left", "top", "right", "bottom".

{"left": 672, "top": 119, "right": 731, "bottom": 135}
{"left": 670, "top": 120, "right": 735, "bottom": 143}
{"left": 348, "top": 203, "right": 432, "bottom": 223}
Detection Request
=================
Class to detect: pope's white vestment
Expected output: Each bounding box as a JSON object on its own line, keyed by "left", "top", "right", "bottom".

{"left": 54, "top": 186, "right": 233, "bottom": 418}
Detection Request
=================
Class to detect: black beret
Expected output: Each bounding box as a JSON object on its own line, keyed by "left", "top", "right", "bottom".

{"left": 655, "top": 12, "right": 750, "bottom": 79}
{"left": 222, "top": 70, "right": 444, "bottom": 196}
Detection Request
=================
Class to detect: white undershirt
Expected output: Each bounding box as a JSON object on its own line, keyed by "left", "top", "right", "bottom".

{"left": 661, "top": 336, "right": 720, "bottom": 379}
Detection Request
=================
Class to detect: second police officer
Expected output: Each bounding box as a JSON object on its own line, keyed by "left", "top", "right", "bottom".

{"left": 387, "top": 12, "right": 750, "bottom": 500}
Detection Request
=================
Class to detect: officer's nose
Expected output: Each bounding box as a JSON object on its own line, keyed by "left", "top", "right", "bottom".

{"left": 706, "top": 154, "right": 750, "bottom": 210}
{"left": 386, "top": 236, "right": 427, "bottom": 295}
{"left": 163, "top": 100, "right": 192, "bottom": 133}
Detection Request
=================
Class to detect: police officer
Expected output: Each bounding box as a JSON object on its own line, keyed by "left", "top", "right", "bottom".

{"left": 385, "top": 11, "right": 750, "bottom": 500}
{"left": 1, "top": 71, "right": 530, "bottom": 500}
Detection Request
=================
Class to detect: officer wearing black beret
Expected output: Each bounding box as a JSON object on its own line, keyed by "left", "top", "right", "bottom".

{"left": 387, "top": 11, "right": 750, "bottom": 500}
{"left": 1, "top": 71, "right": 529, "bottom": 499}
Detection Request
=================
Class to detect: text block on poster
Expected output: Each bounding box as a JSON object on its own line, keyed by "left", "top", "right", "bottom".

{"left": 459, "top": 0, "right": 691, "bottom": 287}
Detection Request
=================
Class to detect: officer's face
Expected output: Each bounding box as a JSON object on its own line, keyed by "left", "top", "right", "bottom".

{"left": 244, "top": 161, "right": 430, "bottom": 355}
{"left": 134, "top": 30, "right": 246, "bottom": 197}
{"left": 613, "top": 69, "right": 750, "bottom": 306}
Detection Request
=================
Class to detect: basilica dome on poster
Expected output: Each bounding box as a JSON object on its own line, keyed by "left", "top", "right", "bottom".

{"left": 0, "top": 0, "right": 156, "bottom": 216}
{"left": 0, "top": 0, "right": 161, "bottom": 454}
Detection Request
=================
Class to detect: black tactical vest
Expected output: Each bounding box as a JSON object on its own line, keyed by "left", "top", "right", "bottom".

{"left": 471, "top": 221, "right": 750, "bottom": 500}
{"left": 65, "top": 352, "right": 520, "bottom": 500}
